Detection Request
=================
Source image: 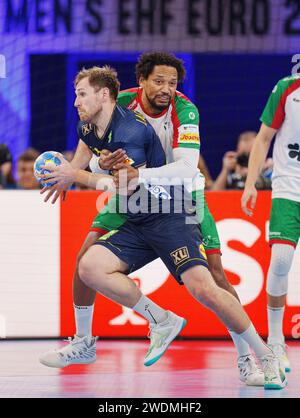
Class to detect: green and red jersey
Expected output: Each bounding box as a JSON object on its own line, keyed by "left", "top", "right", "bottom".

{"left": 260, "top": 74, "right": 300, "bottom": 202}
{"left": 117, "top": 88, "right": 200, "bottom": 164}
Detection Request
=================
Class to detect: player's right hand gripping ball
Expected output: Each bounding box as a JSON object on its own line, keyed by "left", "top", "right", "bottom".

{"left": 34, "top": 151, "right": 62, "bottom": 187}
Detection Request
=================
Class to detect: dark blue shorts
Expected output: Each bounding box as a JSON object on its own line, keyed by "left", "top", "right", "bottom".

{"left": 94, "top": 214, "right": 209, "bottom": 285}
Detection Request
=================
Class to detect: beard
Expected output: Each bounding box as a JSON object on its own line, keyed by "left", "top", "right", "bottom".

{"left": 146, "top": 93, "right": 172, "bottom": 112}
{"left": 78, "top": 110, "right": 89, "bottom": 121}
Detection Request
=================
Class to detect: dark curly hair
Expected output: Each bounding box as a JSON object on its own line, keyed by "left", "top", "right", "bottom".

{"left": 135, "top": 52, "right": 186, "bottom": 83}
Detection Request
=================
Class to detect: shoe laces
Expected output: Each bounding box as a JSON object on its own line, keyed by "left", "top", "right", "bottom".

{"left": 261, "top": 354, "right": 279, "bottom": 378}
{"left": 269, "top": 343, "right": 286, "bottom": 357}
{"left": 59, "top": 335, "right": 94, "bottom": 358}
{"left": 238, "top": 355, "right": 262, "bottom": 375}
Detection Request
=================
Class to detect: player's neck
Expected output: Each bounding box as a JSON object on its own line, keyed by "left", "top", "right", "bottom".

{"left": 142, "top": 102, "right": 161, "bottom": 116}
{"left": 94, "top": 101, "right": 116, "bottom": 137}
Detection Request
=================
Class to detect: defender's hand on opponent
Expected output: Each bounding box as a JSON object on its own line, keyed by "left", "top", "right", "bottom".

{"left": 112, "top": 163, "right": 139, "bottom": 193}
{"left": 99, "top": 149, "right": 128, "bottom": 170}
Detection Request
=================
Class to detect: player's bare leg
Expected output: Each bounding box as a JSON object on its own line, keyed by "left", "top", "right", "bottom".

{"left": 73, "top": 231, "right": 100, "bottom": 308}
{"left": 40, "top": 244, "right": 181, "bottom": 368}
{"left": 39, "top": 231, "right": 100, "bottom": 368}
{"left": 78, "top": 245, "right": 185, "bottom": 366}
{"left": 207, "top": 253, "right": 240, "bottom": 300}
{"left": 180, "top": 265, "right": 286, "bottom": 389}
{"left": 75, "top": 246, "right": 286, "bottom": 388}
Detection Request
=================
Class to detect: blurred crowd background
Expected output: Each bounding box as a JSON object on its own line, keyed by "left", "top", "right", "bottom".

{"left": 0, "top": 131, "right": 273, "bottom": 191}
{"left": 3, "top": 0, "right": 299, "bottom": 193}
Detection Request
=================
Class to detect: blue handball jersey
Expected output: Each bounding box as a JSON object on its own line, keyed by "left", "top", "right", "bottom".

{"left": 77, "top": 105, "right": 165, "bottom": 170}
{"left": 78, "top": 105, "right": 195, "bottom": 220}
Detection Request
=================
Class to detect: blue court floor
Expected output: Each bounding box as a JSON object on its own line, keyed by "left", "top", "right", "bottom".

{"left": 0, "top": 340, "right": 299, "bottom": 398}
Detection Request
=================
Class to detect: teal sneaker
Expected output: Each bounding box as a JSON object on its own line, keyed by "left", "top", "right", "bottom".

{"left": 144, "top": 311, "right": 186, "bottom": 367}
{"left": 261, "top": 353, "right": 287, "bottom": 390}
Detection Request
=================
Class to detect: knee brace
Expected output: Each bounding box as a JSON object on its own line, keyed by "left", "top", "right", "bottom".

{"left": 266, "top": 243, "right": 295, "bottom": 297}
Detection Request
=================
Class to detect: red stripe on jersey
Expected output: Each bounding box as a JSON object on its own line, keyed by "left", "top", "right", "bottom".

{"left": 205, "top": 248, "right": 222, "bottom": 255}
{"left": 171, "top": 98, "right": 180, "bottom": 148}
{"left": 269, "top": 239, "right": 296, "bottom": 248}
{"left": 271, "top": 79, "right": 300, "bottom": 129}
{"left": 175, "top": 90, "right": 192, "bottom": 103}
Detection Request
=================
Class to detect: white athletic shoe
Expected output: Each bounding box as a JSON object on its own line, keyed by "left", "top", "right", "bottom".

{"left": 238, "top": 354, "right": 264, "bottom": 386}
{"left": 144, "top": 311, "right": 186, "bottom": 367}
{"left": 39, "top": 335, "right": 97, "bottom": 368}
{"left": 268, "top": 343, "right": 291, "bottom": 372}
{"left": 261, "top": 353, "right": 287, "bottom": 390}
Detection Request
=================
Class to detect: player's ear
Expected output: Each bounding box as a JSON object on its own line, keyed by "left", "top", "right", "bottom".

{"left": 102, "top": 87, "right": 110, "bottom": 99}
{"left": 139, "top": 76, "right": 145, "bottom": 88}
{"left": 96, "top": 87, "right": 106, "bottom": 100}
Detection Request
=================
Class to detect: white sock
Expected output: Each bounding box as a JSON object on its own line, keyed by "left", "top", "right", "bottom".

{"left": 74, "top": 304, "right": 94, "bottom": 337}
{"left": 239, "top": 323, "right": 271, "bottom": 359}
{"left": 229, "top": 330, "right": 251, "bottom": 357}
{"left": 267, "top": 306, "right": 285, "bottom": 345}
{"left": 132, "top": 295, "right": 168, "bottom": 324}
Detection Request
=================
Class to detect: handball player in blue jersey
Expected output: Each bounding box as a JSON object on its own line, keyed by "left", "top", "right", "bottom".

{"left": 39, "top": 66, "right": 285, "bottom": 390}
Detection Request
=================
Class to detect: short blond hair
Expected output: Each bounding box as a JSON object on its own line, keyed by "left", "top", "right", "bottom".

{"left": 74, "top": 66, "right": 120, "bottom": 100}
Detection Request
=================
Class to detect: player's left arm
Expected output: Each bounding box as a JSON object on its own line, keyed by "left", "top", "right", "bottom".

{"left": 70, "top": 139, "right": 93, "bottom": 170}
{"left": 241, "top": 123, "right": 277, "bottom": 216}
{"left": 241, "top": 79, "right": 287, "bottom": 215}
{"left": 138, "top": 105, "right": 200, "bottom": 183}
{"left": 138, "top": 147, "right": 199, "bottom": 183}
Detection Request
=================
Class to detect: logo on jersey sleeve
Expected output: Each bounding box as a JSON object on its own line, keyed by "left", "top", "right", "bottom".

{"left": 178, "top": 124, "right": 200, "bottom": 145}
